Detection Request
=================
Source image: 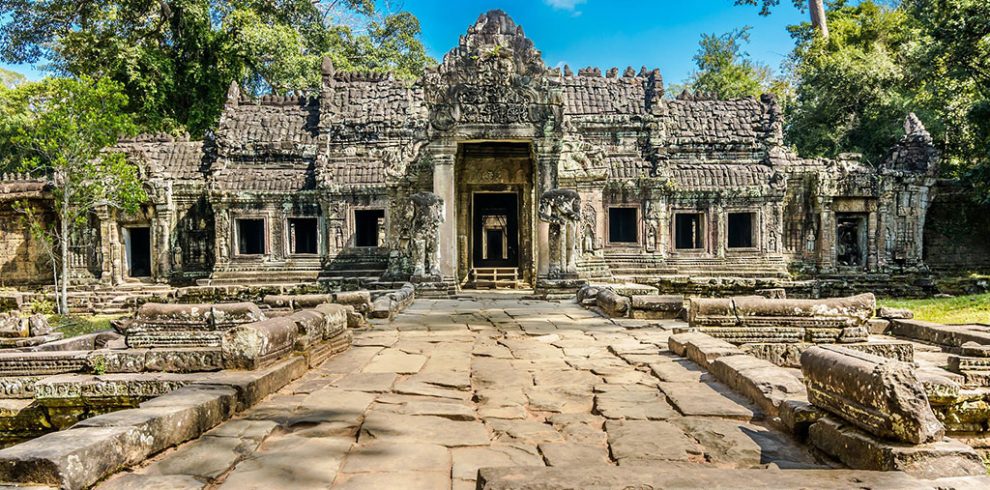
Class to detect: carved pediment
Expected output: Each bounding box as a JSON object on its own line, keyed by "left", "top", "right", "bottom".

{"left": 426, "top": 10, "right": 552, "bottom": 130}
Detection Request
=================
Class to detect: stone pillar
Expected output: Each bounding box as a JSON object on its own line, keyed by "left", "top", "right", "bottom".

{"left": 818, "top": 198, "right": 835, "bottom": 273}
{"left": 431, "top": 144, "right": 457, "bottom": 282}
{"left": 867, "top": 201, "right": 879, "bottom": 272}
{"left": 154, "top": 203, "right": 172, "bottom": 282}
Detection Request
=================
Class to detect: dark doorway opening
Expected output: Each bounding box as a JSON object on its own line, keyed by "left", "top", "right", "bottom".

{"left": 727, "top": 212, "right": 755, "bottom": 248}
{"left": 125, "top": 227, "right": 151, "bottom": 277}
{"left": 473, "top": 193, "right": 519, "bottom": 268}
{"left": 288, "top": 218, "right": 318, "bottom": 254}
{"left": 674, "top": 213, "right": 705, "bottom": 250}
{"left": 237, "top": 219, "right": 266, "bottom": 255}
{"left": 836, "top": 213, "right": 868, "bottom": 267}
{"left": 354, "top": 210, "right": 385, "bottom": 247}
{"left": 608, "top": 207, "right": 639, "bottom": 244}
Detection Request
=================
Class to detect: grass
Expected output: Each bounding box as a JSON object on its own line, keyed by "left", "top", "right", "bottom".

{"left": 879, "top": 293, "right": 990, "bottom": 325}
{"left": 49, "top": 314, "right": 125, "bottom": 338}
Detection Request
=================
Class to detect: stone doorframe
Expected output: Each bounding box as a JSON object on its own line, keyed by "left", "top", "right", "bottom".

{"left": 427, "top": 133, "right": 558, "bottom": 289}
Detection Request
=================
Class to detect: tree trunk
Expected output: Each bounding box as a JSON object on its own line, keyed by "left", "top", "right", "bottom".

{"left": 809, "top": 0, "right": 829, "bottom": 38}
{"left": 59, "top": 202, "right": 69, "bottom": 315}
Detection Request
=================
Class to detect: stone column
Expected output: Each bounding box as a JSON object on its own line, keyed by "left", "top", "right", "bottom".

{"left": 154, "top": 203, "right": 173, "bottom": 282}
{"left": 817, "top": 198, "right": 835, "bottom": 273}
{"left": 431, "top": 143, "right": 457, "bottom": 282}
{"left": 867, "top": 201, "right": 879, "bottom": 272}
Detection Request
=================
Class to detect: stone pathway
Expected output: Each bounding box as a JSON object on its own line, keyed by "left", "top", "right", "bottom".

{"left": 98, "top": 296, "right": 822, "bottom": 490}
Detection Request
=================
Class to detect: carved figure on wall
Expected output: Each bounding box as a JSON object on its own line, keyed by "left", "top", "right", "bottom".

{"left": 559, "top": 139, "right": 608, "bottom": 180}
{"left": 410, "top": 192, "right": 444, "bottom": 281}
{"left": 644, "top": 200, "right": 660, "bottom": 252}
{"left": 215, "top": 210, "right": 230, "bottom": 262}
{"left": 539, "top": 189, "right": 581, "bottom": 278}
{"left": 581, "top": 202, "right": 598, "bottom": 255}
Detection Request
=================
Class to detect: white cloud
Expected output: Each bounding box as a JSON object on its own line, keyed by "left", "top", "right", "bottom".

{"left": 545, "top": 0, "right": 587, "bottom": 12}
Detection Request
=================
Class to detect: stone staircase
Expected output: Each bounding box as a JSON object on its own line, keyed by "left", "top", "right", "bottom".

{"left": 470, "top": 267, "right": 524, "bottom": 289}
{"left": 605, "top": 253, "right": 789, "bottom": 282}
{"left": 576, "top": 255, "right": 613, "bottom": 281}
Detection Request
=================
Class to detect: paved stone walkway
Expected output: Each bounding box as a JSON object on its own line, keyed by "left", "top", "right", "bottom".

{"left": 99, "top": 296, "right": 822, "bottom": 490}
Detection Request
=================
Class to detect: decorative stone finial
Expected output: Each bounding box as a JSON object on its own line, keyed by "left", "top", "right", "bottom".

{"left": 563, "top": 65, "right": 573, "bottom": 77}
{"left": 606, "top": 67, "right": 618, "bottom": 78}
{"left": 225, "top": 81, "right": 240, "bottom": 108}
{"left": 321, "top": 57, "right": 335, "bottom": 77}
{"left": 904, "top": 113, "right": 929, "bottom": 137}
{"left": 623, "top": 66, "right": 636, "bottom": 78}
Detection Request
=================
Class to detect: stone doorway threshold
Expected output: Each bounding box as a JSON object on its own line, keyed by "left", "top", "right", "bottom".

{"left": 454, "top": 289, "right": 536, "bottom": 300}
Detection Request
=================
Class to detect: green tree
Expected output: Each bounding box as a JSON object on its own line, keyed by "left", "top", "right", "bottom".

{"left": 0, "top": 1, "right": 433, "bottom": 136}
{"left": 3, "top": 77, "right": 145, "bottom": 313}
{"left": 784, "top": 1, "right": 917, "bottom": 162}
{"left": 903, "top": 0, "right": 990, "bottom": 194}
{"left": 735, "top": 0, "right": 831, "bottom": 38}
{"left": 685, "top": 27, "right": 778, "bottom": 99}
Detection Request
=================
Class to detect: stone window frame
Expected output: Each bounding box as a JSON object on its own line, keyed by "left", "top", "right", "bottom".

{"left": 350, "top": 206, "right": 387, "bottom": 249}
{"left": 232, "top": 214, "right": 270, "bottom": 258}
{"left": 670, "top": 210, "right": 709, "bottom": 253}
{"left": 605, "top": 205, "right": 641, "bottom": 248}
{"left": 724, "top": 209, "right": 761, "bottom": 252}
{"left": 284, "top": 216, "right": 321, "bottom": 257}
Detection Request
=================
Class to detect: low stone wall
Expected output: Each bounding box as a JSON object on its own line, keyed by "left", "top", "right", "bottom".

{"left": 369, "top": 283, "right": 416, "bottom": 320}
{"left": 688, "top": 293, "right": 874, "bottom": 344}
{"left": 0, "top": 355, "right": 309, "bottom": 489}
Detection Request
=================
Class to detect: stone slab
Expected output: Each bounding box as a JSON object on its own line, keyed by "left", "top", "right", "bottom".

{"left": 709, "top": 355, "right": 806, "bottom": 418}
{"left": 809, "top": 416, "right": 986, "bottom": 479}
{"left": 476, "top": 466, "right": 949, "bottom": 490}
{"left": 658, "top": 382, "right": 756, "bottom": 420}
{"left": 605, "top": 419, "right": 704, "bottom": 465}
{"left": 359, "top": 412, "right": 490, "bottom": 447}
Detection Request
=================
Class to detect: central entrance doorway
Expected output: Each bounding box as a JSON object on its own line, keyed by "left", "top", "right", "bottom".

{"left": 124, "top": 227, "right": 151, "bottom": 278}
{"left": 455, "top": 142, "right": 534, "bottom": 288}
{"left": 473, "top": 193, "right": 519, "bottom": 268}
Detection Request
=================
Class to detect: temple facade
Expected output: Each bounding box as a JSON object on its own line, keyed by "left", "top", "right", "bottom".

{"left": 2, "top": 11, "right": 988, "bottom": 293}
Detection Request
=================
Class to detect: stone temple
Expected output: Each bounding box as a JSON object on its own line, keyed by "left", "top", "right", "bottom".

{"left": 1, "top": 10, "right": 989, "bottom": 296}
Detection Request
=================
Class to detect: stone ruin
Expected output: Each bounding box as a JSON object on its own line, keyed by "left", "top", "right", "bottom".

{"left": 0, "top": 10, "right": 987, "bottom": 301}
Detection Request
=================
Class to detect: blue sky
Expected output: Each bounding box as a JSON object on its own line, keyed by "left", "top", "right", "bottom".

{"left": 1, "top": 1, "right": 809, "bottom": 85}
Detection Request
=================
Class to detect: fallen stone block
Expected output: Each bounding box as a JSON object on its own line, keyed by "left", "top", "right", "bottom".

{"left": 743, "top": 340, "right": 914, "bottom": 368}
{"left": 878, "top": 306, "right": 914, "bottom": 320}
{"left": 709, "top": 355, "right": 806, "bottom": 418}
{"left": 0, "top": 351, "right": 90, "bottom": 376}
{"left": 595, "top": 289, "right": 630, "bottom": 318}
{"left": 778, "top": 399, "right": 823, "bottom": 437}
{"left": 629, "top": 295, "right": 683, "bottom": 320}
{"left": 801, "top": 345, "right": 944, "bottom": 444}
{"left": 667, "top": 332, "right": 709, "bottom": 357}
{"left": 889, "top": 319, "right": 990, "bottom": 349}
{"left": 221, "top": 317, "right": 297, "bottom": 370}
{"left": 333, "top": 291, "right": 373, "bottom": 313}
{"left": 121, "top": 302, "right": 266, "bottom": 348}
{"left": 682, "top": 335, "right": 744, "bottom": 369}
{"left": 809, "top": 416, "right": 985, "bottom": 479}
{"left": 313, "top": 303, "right": 349, "bottom": 337}
{"left": 947, "top": 355, "right": 990, "bottom": 387}
{"left": 143, "top": 348, "right": 223, "bottom": 373}
{"left": 868, "top": 318, "right": 891, "bottom": 335}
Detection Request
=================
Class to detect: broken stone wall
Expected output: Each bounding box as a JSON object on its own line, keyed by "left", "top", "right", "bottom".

{"left": 923, "top": 182, "right": 990, "bottom": 274}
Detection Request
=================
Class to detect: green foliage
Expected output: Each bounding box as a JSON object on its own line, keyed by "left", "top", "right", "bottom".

{"left": 50, "top": 314, "right": 123, "bottom": 339}
{"left": 685, "top": 27, "right": 781, "bottom": 99}
{"left": 879, "top": 293, "right": 990, "bottom": 325}
{"left": 28, "top": 297, "right": 54, "bottom": 316}
{"left": 0, "top": 1, "right": 433, "bottom": 136}
{"left": 2, "top": 76, "right": 145, "bottom": 313}
{"left": 785, "top": 1, "right": 917, "bottom": 161}
{"left": 782, "top": 0, "right": 990, "bottom": 195}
